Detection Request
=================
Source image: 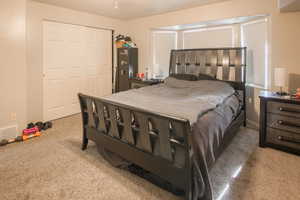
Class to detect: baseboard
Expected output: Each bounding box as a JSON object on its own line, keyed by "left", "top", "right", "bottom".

{"left": 0, "top": 125, "right": 19, "bottom": 140}
{"left": 246, "top": 119, "right": 259, "bottom": 130}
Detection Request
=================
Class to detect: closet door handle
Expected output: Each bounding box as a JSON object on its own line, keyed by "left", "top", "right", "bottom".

{"left": 277, "top": 136, "right": 300, "bottom": 145}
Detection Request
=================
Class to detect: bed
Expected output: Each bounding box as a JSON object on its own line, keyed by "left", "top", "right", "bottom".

{"left": 78, "top": 47, "right": 247, "bottom": 200}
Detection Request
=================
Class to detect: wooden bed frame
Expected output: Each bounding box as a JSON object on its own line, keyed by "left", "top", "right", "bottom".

{"left": 78, "top": 47, "right": 247, "bottom": 200}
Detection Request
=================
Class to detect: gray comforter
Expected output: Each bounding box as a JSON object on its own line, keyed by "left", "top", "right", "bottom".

{"left": 101, "top": 78, "right": 241, "bottom": 200}
{"left": 104, "top": 77, "right": 236, "bottom": 124}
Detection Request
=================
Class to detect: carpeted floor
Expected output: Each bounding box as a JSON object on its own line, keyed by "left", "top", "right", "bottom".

{"left": 0, "top": 114, "right": 299, "bottom": 200}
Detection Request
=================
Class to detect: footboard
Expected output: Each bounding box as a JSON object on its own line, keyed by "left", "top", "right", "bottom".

{"left": 78, "top": 93, "right": 192, "bottom": 198}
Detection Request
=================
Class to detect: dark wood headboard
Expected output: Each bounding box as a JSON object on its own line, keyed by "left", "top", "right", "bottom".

{"left": 169, "top": 47, "right": 247, "bottom": 91}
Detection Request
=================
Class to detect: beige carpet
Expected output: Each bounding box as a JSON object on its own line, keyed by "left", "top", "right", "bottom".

{"left": 0, "top": 115, "right": 299, "bottom": 200}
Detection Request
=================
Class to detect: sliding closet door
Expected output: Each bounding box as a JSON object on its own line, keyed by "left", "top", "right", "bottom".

{"left": 43, "top": 21, "right": 112, "bottom": 121}
{"left": 85, "top": 28, "right": 112, "bottom": 98}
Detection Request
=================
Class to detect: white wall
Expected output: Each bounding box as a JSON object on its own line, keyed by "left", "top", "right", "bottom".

{"left": 279, "top": 0, "right": 300, "bottom": 12}
{"left": 0, "top": 0, "right": 27, "bottom": 132}
{"left": 1, "top": 0, "right": 127, "bottom": 136}
{"left": 26, "top": 1, "right": 126, "bottom": 123}
{"left": 126, "top": 0, "right": 300, "bottom": 75}
{"left": 1, "top": 0, "right": 300, "bottom": 133}
{"left": 126, "top": 0, "right": 300, "bottom": 126}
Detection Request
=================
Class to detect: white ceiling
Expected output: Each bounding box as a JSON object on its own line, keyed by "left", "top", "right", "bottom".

{"left": 279, "top": 0, "right": 300, "bottom": 12}
{"left": 32, "top": 0, "right": 229, "bottom": 20}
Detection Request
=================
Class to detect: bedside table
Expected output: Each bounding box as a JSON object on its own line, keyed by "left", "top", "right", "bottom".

{"left": 129, "top": 79, "right": 162, "bottom": 89}
{"left": 259, "top": 91, "right": 300, "bottom": 155}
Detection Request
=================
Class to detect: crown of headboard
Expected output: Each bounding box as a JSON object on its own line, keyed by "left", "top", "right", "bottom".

{"left": 169, "top": 47, "right": 247, "bottom": 85}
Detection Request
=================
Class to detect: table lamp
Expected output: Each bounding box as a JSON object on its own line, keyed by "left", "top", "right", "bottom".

{"left": 274, "top": 67, "right": 288, "bottom": 96}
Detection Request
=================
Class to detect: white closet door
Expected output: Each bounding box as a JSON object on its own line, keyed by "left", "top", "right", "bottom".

{"left": 43, "top": 21, "right": 112, "bottom": 121}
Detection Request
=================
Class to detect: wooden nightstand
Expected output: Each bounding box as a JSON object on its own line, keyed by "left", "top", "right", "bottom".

{"left": 259, "top": 91, "right": 300, "bottom": 155}
{"left": 129, "top": 79, "right": 162, "bottom": 89}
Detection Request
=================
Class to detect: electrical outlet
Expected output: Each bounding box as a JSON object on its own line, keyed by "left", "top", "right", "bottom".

{"left": 10, "top": 112, "right": 17, "bottom": 121}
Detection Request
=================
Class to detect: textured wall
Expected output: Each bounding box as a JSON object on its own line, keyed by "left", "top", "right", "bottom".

{"left": 1, "top": 0, "right": 300, "bottom": 133}
{"left": 125, "top": 0, "right": 300, "bottom": 126}
{"left": 0, "top": 0, "right": 27, "bottom": 133}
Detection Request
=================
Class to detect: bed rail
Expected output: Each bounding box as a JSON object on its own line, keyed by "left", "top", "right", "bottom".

{"left": 78, "top": 93, "right": 192, "bottom": 197}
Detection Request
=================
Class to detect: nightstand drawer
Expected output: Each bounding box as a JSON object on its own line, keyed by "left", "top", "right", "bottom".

{"left": 267, "top": 113, "right": 300, "bottom": 134}
{"left": 267, "top": 101, "right": 300, "bottom": 118}
{"left": 266, "top": 128, "right": 300, "bottom": 152}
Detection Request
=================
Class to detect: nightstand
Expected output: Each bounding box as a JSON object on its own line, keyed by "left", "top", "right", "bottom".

{"left": 129, "top": 79, "right": 162, "bottom": 89}
{"left": 259, "top": 91, "right": 300, "bottom": 155}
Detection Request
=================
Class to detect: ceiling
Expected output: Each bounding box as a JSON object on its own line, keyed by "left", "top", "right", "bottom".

{"left": 32, "top": 0, "right": 229, "bottom": 20}
{"left": 279, "top": 0, "right": 300, "bottom": 12}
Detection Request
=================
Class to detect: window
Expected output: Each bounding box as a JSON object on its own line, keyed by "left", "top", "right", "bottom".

{"left": 183, "top": 26, "right": 234, "bottom": 49}
{"left": 151, "top": 17, "right": 269, "bottom": 87}
{"left": 241, "top": 19, "right": 269, "bottom": 89}
{"left": 152, "top": 31, "right": 177, "bottom": 78}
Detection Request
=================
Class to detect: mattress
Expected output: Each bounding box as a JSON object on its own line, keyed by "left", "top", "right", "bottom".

{"left": 103, "top": 77, "right": 239, "bottom": 124}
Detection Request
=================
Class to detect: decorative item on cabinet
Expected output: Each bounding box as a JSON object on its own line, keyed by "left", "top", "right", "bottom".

{"left": 274, "top": 67, "right": 288, "bottom": 96}
{"left": 115, "top": 34, "right": 136, "bottom": 48}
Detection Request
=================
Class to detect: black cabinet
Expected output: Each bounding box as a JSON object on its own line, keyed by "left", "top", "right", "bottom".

{"left": 259, "top": 91, "right": 300, "bottom": 156}
{"left": 116, "top": 48, "right": 138, "bottom": 92}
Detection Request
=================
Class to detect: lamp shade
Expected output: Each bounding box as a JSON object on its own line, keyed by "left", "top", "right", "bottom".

{"left": 274, "top": 67, "right": 287, "bottom": 87}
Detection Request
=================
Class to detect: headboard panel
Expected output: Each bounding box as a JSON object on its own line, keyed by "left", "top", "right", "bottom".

{"left": 169, "top": 47, "right": 247, "bottom": 89}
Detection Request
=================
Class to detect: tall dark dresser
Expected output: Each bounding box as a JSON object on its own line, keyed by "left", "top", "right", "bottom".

{"left": 116, "top": 48, "right": 138, "bottom": 92}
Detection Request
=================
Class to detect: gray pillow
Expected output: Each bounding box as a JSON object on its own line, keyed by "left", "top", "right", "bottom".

{"left": 198, "top": 73, "right": 217, "bottom": 80}
{"left": 169, "top": 73, "right": 198, "bottom": 81}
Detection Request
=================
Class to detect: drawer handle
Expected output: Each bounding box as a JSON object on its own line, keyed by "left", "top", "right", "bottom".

{"left": 277, "top": 136, "right": 300, "bottom": 145}
{"left": 277, "top": 120, "right": 300, "bottom": 128}
{"left": 278, "top": 107, "right": 300, "bottom": 114}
